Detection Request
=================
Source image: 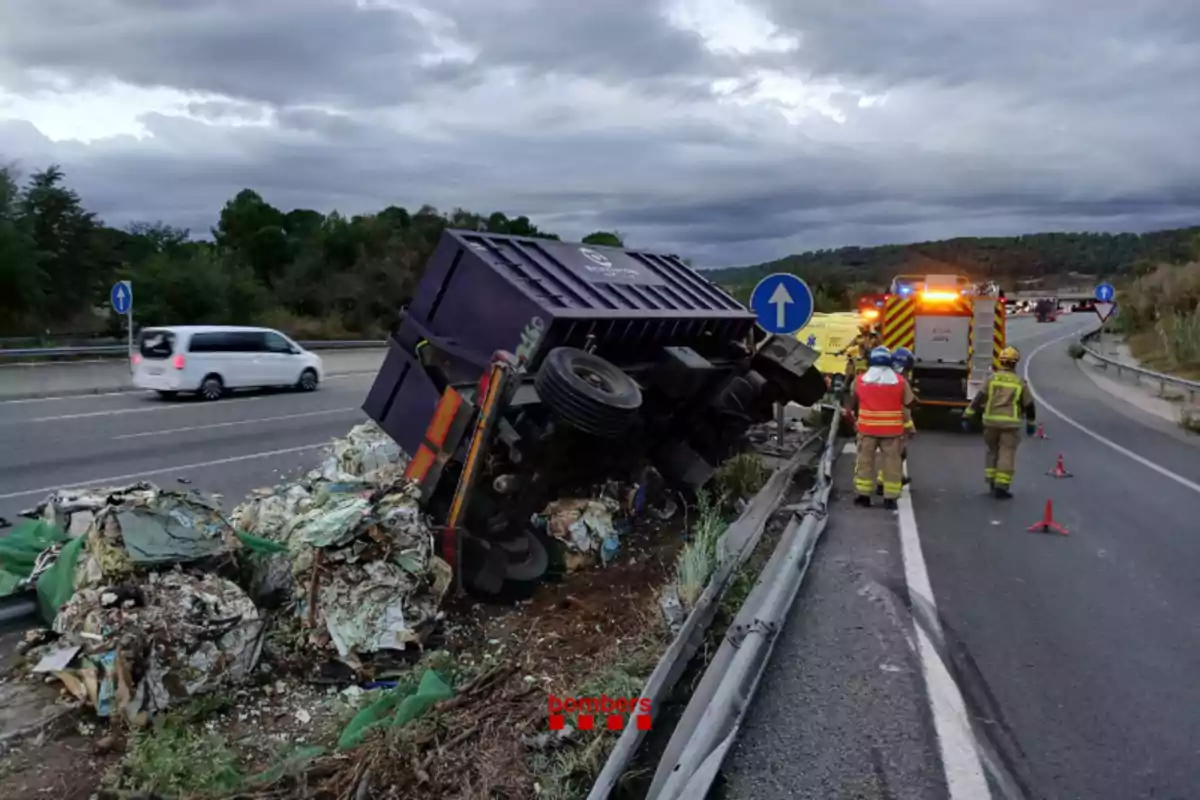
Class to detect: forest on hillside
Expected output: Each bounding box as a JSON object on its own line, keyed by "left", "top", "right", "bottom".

{"left": 0, "top": 163, "right": 628, "bottom": 339}
{"left": 710, "top": 227, "right": 1200, "bottom": 309}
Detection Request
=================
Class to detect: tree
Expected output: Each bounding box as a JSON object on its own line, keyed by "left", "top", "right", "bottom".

{"left": 0, "top": 166, "right": 41, "bottom": 329}
{"left": 582, "top": 231, "right": 624, "bottom": 247}
{"left": 20, "top": 165, "right": 106, "bottom": 322}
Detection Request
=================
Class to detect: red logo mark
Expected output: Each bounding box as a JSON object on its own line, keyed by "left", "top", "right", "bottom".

{"left": 548, "top": 694, "right": 652, "bottom": 732}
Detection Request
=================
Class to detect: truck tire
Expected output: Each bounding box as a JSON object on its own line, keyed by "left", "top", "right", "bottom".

{"left": 535, "top": 347, "right": 642, "bottom": 438}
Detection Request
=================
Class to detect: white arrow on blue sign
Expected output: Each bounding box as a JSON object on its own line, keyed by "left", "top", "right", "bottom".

{"left": 1094, "top": 282, "right": 1115, "bottom": 303}
{"left": 110, "top": 280, "right": 133, "bottom": 315}
{"left": 749, "top": 273, "right": 814, "bottom": 335}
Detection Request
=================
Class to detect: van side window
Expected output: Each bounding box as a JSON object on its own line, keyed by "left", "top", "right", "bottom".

{"left": 232, "top": 332, "right": 268, "bottom": 352}
{"left": 188, "top": 332, "right": 230, "bottom": 353}
{"left": 264, "top": 332, "right": 293, "bottom": 354}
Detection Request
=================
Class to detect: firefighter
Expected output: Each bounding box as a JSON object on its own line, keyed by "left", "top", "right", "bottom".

{"left": 852, "top": 346, "right": 914, "bottom": 510}
{"left": 962, "top": 346, "right": 1037, "bottom": 499}
{"left": 837, "top": 322, "right": 880, "bottom": 382}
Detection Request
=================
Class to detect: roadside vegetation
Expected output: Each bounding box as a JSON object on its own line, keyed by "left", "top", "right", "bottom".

{"left": 1114, "top": 258, "right": 1200, "bottom": 380}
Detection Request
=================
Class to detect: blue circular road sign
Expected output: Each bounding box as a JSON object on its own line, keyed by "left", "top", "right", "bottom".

{"left": 750, "top": 273, "right": 814, "bottom": 335}
{"left": 1094, "top": 283, "right": 1115, "bottom": 303}
{"left": 110, "top": 281, "right": 132, "bottom": 315}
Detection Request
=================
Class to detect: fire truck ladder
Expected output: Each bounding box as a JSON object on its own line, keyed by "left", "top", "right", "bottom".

{"left": 968, "top": 299, "right": 996, "bottom": 398}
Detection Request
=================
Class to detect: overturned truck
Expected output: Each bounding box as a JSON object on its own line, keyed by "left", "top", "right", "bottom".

{"left": 363, "top": 231, "right": 826, "bottom": 594}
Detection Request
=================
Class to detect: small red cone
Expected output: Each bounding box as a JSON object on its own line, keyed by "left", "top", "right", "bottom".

{"left": 1027, "top": 499, "right": 1069, "bottom": 535}
{"left": 1046, "top": 453, "right": 1073, "bottom": 478}
{"left": 1036, "top": 424, "right": 1048, "bottom": 439}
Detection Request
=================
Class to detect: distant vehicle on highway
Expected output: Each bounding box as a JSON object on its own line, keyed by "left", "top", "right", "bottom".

{"left": 1071, "top": 298, "right": 1096, "bottom": 313}
{"left": 1034, "top": 298, "right": 1060, "bottom": 322}
{"left": 132, "top": 325, "right": 324, "bottom": 400}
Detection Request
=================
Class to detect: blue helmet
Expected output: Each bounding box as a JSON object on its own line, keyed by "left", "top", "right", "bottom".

{"left": 891, "top": 347, "right": 914, "bottom": 371}
{"left": 867, "top": 346, "right": 893, "bottom": 368}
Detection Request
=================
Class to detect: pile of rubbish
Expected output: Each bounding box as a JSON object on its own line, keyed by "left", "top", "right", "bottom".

{"left": 534, "top": 470, "right": 678, "bottom": 571}
{"left": 2, "top": 421, "right": 449, "bottom": 724}
{"left": 229, "top": 421, "right": 450, "bottom": 673}
{"left": 7, "top": 482, "right": 268, "bottom": 723}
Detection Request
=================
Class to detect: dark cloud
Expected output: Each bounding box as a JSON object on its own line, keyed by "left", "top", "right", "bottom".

{"left": 1, "top": 0, "right": 1198, "bottom": 267}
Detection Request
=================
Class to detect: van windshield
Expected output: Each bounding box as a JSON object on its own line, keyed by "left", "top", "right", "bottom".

{"left": 139, "top": 329, "right": 176, "bottom": 359}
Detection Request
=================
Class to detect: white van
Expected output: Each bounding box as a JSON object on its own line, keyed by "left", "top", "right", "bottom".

{"left": 132, "top": 326, "right": 325, "bottom": 400}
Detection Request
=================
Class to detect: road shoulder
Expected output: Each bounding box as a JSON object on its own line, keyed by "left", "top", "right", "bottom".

{"left": 714, "top": 451, "right": 948, "bottom": 800}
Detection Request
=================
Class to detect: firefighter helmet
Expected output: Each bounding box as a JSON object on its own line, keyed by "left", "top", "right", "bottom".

{"left": 891, "top": 346, "right": 914, "bottom": 372}
{"left": 868, "top": 346, "right": 893, "bottom": 368}
{"left": 858, "top": 321, "right": 873, "bottom": 334}
{"left": 999, "top": 346, "right": 1020, "bottom": 366}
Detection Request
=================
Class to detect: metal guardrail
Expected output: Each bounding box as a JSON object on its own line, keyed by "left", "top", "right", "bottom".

{"left": 0, "top": 340, "right": 388, "bottom": 359}
{"left": 645, "top": 399, "right": 843, "bottom": 800}
{"left": 1080, "top": 328, "right": 1200, "bottom": 401}
{"left": 587, "top": 397, "right": 846, "bottom": 799}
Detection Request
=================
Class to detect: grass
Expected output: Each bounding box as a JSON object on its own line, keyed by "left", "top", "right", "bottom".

{"left": 116, "top": 702, "right": 244, "bottom": 797}
{"left": 672, "top": 489, "right": 726, "bottom": 608}
{"left": 713, "top": 452, "right": 769, "bottom": 508}
{"left": 1067, "top": 341, "right": 1086, "bottom": 360}
{"left": 528, "top": 643, "right": 662, "bottom": 800}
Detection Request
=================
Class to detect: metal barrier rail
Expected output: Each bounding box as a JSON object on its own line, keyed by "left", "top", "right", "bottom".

{"left": 587, "top": 400, "right": 845, "bottom": 799}
{"left": 0, "top": 340, "right": 388, "bottom": 359}
{"left": 1080, "top": 328, "right": 1200, "bottom": 401}
{"left": 644, "top": 397, "right": 844, "bottom": 800}
{"left": 586, "top": 423, "right": 830, "bottom": 799}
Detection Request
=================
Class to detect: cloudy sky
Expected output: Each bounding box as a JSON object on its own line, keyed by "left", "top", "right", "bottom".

{"left": 1, "top": 1, "right": 1197, "bottom": 267}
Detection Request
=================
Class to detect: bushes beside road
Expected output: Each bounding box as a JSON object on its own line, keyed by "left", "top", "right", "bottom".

{"left": 1116, "top": 261, "right": 1200, "bottom": 379}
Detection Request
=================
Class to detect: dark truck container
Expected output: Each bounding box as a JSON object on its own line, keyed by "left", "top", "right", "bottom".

{"left": 363, "top": 230, "right": 825, "bottom": 593}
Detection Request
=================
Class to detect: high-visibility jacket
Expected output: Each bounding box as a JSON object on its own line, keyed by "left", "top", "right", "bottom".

{"left": 854, "top": 375, "right": 911, "bottom": 436}
{"left": 965, "top": 369, "right": 1035, "bottom": 429}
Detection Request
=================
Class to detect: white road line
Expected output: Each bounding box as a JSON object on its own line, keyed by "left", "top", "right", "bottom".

{"left": 897, "top": 484, "right": 991, "bottom": 799}
{"left": 1023, "top": 330, "right": 1200, "bottom": 496}
{"left": 0, "top": 370, "right": 377, "bottom": 406}
{"left": 26, "top": 395, "right": 270, "bottom": 422}
{"left": 111, "top": 407, "right": 360, "bottom": 440}
{"left": 0, "top": 444, "right": 329, "bottom": 502}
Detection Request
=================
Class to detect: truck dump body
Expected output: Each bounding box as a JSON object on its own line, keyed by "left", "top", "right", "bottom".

{"left": 365, "top": 230, "right": 760, "bottom": 456}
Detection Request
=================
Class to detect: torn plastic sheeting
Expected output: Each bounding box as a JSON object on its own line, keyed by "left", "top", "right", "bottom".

{"left": 0, "top": 519, "right": 67, "bottom": 597}
{"left": 49, "top": 570, "right": 264, "bottom": 723}
{"left": 337, "top": 668, "right": 453, "bottom": 750}
{"left": 292, "top": 496, "right": 372, "bottom": 548}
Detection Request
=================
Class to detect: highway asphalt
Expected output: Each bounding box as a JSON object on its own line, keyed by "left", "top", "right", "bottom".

{"left": 0, "top": 373, "right": 376, "bottom": 524}
{"left": 720, "top": 313, "right": 1200, "bottom": 800}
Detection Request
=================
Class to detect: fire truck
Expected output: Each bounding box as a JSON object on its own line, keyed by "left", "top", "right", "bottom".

{"left": 856, "top": 293, "right": 888, "bottom": 324}
{"left": 878, "top": 274, "right": 1006, "bottom": 414}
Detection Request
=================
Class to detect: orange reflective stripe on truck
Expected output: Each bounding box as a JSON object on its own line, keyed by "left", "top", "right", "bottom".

{"left": 403, "top": 386, "right": 469, "bottom": 490}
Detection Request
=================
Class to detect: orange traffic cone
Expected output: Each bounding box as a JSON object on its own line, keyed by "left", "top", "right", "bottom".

{"left": 1036, "top": 424, "right": 1048, "bottom": 439}
{"left": 1046, "top": 454, "right": 1073, "bottom": 478}
{"left": 1027, "top": 499, "right": 1068, "bottom": 535}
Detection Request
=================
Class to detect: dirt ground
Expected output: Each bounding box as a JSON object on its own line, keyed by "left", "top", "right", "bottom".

{"left": 0, "top": 513, "right": 688, "bottom": 800}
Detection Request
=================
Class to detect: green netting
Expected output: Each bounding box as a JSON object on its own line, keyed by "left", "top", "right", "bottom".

{"left": 235, "top": 531, "right": 289, "bottom": 554}
{"left": 337, "top": 668, "right": 454, "bottom": 750}
{"left": 36, "top": 534, "right": 86, "bottom": 624}
{"left": 0, "top": 519, "right": 67, "bottom": 595}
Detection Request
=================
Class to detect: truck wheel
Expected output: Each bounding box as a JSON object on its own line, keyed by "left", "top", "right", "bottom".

{"left": 535, "top": 347, "right": 642, "bottom": 437}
